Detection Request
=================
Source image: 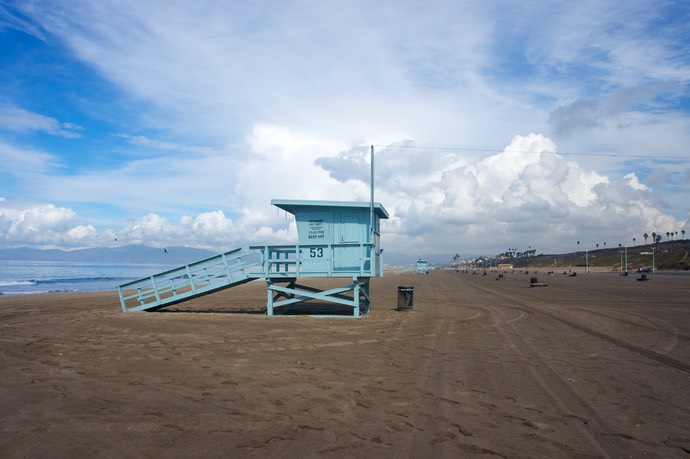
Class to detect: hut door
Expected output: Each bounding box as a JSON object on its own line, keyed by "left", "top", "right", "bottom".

{"left": 335, "top": 213, "right": 361, "bottom": 272}
{"left": 340, "top": 213, "right": 361, "bottom": 243}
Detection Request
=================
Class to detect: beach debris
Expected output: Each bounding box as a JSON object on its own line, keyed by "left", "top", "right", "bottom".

{"left": 530, "top": 277, "right": 548, "bottom": 287}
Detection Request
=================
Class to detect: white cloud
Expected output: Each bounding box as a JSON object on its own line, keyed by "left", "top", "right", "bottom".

{"left": 188, "top": 210, "right": 233, "bottom": 233}
{"left": 0, "top": 141, "right": 61, "bottom": 176}
{"left": 0, "top": 204, "right": 98, "bottom": 247}
{"left": 0, "top": 130, "right": 686, "bottom": 256}
{"left": 118, "top": 134, "right": 216, "bottom": 155}
{"left": 7, "top": 204, "right": 76, "bottom": 236}
{"left": 0, "top": 106, "right": 83, "bottom": 138}
{"left": 113, "top": 208, "right": 291, "bottom": 250}
{"left": 624, "top": 172, "right": 648, "bottom": 191}
{"left": 67, "top": 224, "right": 97, "bottom": 239}
{"left": 360, "top": 134, "right": 683, "bottom": 254}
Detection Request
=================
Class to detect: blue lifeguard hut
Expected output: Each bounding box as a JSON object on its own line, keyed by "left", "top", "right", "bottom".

{"left": 117, "top": 199, "right": 389, "bottom": 317}
{"left": 253, "top": 199, "right": 388, "bottom": 315}
{"left": 415, "top": 259, "right": 429, "bottom": 274}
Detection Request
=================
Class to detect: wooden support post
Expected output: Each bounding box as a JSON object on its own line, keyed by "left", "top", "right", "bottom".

{"left": 353, "top": 277, "right": 360, "bottom": 317}
{"left": 266, "top": 279, "right": 274, "bottom": 316}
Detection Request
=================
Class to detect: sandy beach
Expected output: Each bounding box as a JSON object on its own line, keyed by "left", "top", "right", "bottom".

{"left": 1, "top": 269, "right": 689, "bottom": 457}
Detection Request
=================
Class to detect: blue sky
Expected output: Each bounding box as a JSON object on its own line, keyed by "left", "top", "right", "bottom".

{"left": 0, "top": 0, "right": 689, "bottom": 258}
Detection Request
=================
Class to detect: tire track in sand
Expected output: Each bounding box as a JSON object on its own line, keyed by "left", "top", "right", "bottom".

{"left": 462, "top": 277, "right": 630, "bottom": 458}
{"left": 473, "top": 280, "right": 690, "bottom": 374}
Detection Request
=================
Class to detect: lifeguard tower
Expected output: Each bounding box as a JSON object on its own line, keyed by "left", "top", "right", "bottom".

{"left": 415, "top": 259, "right": 429, "bottom": 274}
{"left": 254, "top": 199, "right": 388, "bottom": 316}
{"left": 117, "top": 199, "right": 389, "bottom": 317}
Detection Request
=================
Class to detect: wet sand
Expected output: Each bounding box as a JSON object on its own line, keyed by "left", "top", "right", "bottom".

{"left": 1, "top": 270, "right": 689, "bottom": 457}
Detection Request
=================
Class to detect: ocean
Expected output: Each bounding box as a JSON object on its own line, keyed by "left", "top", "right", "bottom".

{"left": 0, "top": 260, "right": 176, "bottom": 296}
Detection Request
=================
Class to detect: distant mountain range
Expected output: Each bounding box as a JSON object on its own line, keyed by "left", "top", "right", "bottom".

{"left": 0, "top": 245, "right": 217, "bottom": 265}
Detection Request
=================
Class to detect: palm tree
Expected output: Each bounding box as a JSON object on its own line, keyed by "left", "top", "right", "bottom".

{"left": 643, "top": 233, "right": 648, "bottom": 244}
{"left": 596, "top": 243, "right": 599, "bottom": 249}
{"left": 633, "top": 237, "right": 636, "bottom": 246}
{"left": 683, "top": 229, "right": 686, "bottom": 239}
{"left": 675, "top": 231, "right": 679, "bottom": 240}
{"left": 666, "top": 231, "right": 670, "bottom": 241}
{"left": 603, "top": 242, "right": 606, "bottom": 247}
{"left": 652, "top": 232, "right": 657, "bottom": 244}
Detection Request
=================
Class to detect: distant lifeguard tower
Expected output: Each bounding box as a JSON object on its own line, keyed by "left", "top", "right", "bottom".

{"left": 117, "top": 199, "right": 389, "bottom": 317}
{"left": 415, "top": 259, "right": 429, "bottom": 274}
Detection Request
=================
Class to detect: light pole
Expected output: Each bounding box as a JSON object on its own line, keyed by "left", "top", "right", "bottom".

{"left": 370, "top": 145, "right": 374, "bottom": 245}
{"left": 624, "top": 245, "right": 628, "bottom": 274}
{"left": 585, "top": 250, "right": 589, "bottom": 273}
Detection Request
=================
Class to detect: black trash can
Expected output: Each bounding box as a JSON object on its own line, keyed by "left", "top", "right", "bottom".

{"left": 397, "top": 286, "right": 414, "bottom": 310}
{"left": 530, "top": 277, "right": 538, "bottom": 284}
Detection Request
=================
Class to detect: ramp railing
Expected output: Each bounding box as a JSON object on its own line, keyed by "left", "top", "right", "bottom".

{"left": 117, "top": 247, "right": 260, "bottom": 312}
